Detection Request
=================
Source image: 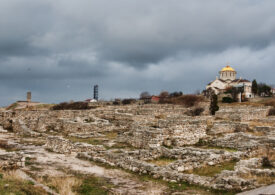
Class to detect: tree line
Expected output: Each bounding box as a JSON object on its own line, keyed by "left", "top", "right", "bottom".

{"left": 252, "top": 80, "right": 273, "bottom": 97}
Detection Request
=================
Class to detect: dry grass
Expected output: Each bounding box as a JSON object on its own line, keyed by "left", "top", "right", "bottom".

{"left": 18, "top": 138, "right": 46, "bottom": 146}
{"left": 50, "top": 177, "right": 81, "bottom": 195}
{"left": 263, "top": 98, "right": 275, "bottom": 107}
{"left": 0, "top": 139, "right": 9, "bottom": 149}
{"left": 206, "top": 119, "right": 214, "bottom": 130}
{"left": 247, "top": 131, "right": 266, "bottom": 136}
{"left": 185, "top": 161, "right": 237, "bottom": 177}
{"left": 257, "top": 147, "right": 275, "bottom": 160}
{"left": 68, "top": 136, "right": 105, "bottom": 145}
{"left": 248, "top": 121, "right": 274, "bottom": 129}
{"left": 37, "top": 172, "right": 111, "bottom": 195}
{"left": 27, "top": 104, "right": 55, "bottom": 111}
{"left": 155, "top": 114, "right": 167, "bottom": 119}
{"left": 263, "top": 148, "right": 275, "bottom": 162}
{"left": 220, "top": 97, "right": 275, "bottom": 107}
{"left": 0, "top": 170, "right": 48, "bottom": 195}
{"left": 240, "top": 172, "right": 275, "bottom": 185}
{"left": 253, "top": 147, "right": 275, "bottom": 166}
{"left": 219, "top": 102, "right": 262, "bottom": 107}
{"left": 2, "top": 170, "right": 24, "bottom": 181}
{"left": 256, "top": 175, "right": 275, "bottom": 184}
{"left": 148, "top": 157, "right": 176, "bottom": 166}
{"left": 37, "top": 176, "right": 81, "bottom": 195}
{"left": 104, "top": 132, "right": 118, "bottom": 140}
{"left": 246, "top": 121, "right": 274, "bottom": 136}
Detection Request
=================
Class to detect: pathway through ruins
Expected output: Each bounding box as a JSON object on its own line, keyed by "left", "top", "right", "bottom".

{"left": 0, "top": 130, "right": 167, "bottom": 195}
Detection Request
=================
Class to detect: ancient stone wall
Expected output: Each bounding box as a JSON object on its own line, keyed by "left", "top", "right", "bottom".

{"left": 0, "top": 151, "right": 25, "bottom": 170}
{"left": 207, "top": 121, "right": 249, "bottom": 135}
{"left": 45, "top": 136, "right": 105, "bottom": 154}
{"left": 215, "top": 106, "right": 270, "bottom": 121}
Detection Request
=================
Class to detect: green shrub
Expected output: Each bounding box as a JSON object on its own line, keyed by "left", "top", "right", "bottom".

{"left": 186, "top": 107, "right": 204, "bottom": 116}
{"left": 113, "top": 99, "right": 121, "bottom": 105}
{"left": 74, "top": 177, "right": 109, "bottom": 195}
{"left": 264, "top": 99, "right": 275, "bottom": 107}
{"left": 122, "top": 98, "right": 136, "bottom": 105}
{"left": 268, "top": 108, "right": 275, "bottom": 116}
{"left": 52, "top": 102, "right": 91, "bottom": 110}
{"left": 222, "top": 97, "right": 234, "bottom": 103}
{"left": 160, "top": 95, "right": 203, "bottom": 107}
{"left": 262, "top": 157, "right": 273, "bottom": 168}
{"left": 210, "top": 94, "right": 219, "bottom": 115}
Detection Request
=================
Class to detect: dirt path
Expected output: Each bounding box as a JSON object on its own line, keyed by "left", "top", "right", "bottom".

{"left": 0, "top": 131, "right": 167, "bottom": 195}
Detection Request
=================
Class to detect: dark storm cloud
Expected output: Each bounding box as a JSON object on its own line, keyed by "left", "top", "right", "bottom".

{"left": 1, "top": 0, "right": 275, "bottom": 106}
{"left": 83, "top": 0, "right": 275, "bottom": 65}
{"left": 0, "top": 0, "right": 53, "bottom": 57}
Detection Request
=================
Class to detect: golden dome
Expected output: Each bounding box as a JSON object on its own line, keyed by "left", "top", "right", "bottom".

{"left": 221, "top": 65, "right": 236, "bottom": 72}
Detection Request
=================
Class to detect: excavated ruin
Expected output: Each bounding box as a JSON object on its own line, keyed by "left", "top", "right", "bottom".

{"left": 0, "top": 104, "right": 274, "bottom": 194}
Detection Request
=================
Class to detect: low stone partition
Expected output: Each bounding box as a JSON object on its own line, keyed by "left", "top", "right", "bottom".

{"left": 77, "top": 149, "right": 258, "bottom": 191}
{"left": 4, "top": 105, "right": 268, "bottom": 143}
{"left": 215, "top": 106, "right": 270, "bottom": 121}
{"left": 254, "top": 126, "right": 275, "bottom": 135}
{"left": 45, "top": 136, "right": 105, "bottom": 154}
{"left": 77, "top": 151, "right": 213, "bottom": 188}
{"left": 214, "top": 158, "right": 275, "bottom": 191}
{"left": 122, "top": 119, "right": 208, "bottom": 148}
{"left": 0, "top": 151, "right": 25, "bottom": 170}
{"left": 209, "top": 132, "right": 275, "bottom": 151}
{"left": 0, "top": 109, "right": 115, "bottom": 134}
{"left": 160, "top": 147, "right": 242, "bottom": 172}
{"left": 123, "top": 128, "right": 165, "bottom": 148}
{"left": 208, "top": 121, "right": 249, "bottom": 135}
{"left": 44, "top": 136, "right": 271, "bottom": 191}
{"left": 121, "top": 148, "right": 163, "bottom": 161}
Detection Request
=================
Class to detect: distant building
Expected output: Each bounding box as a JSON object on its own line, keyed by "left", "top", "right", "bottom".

{"left": 206, "top": 65, "right": 253, "bottom": 99}
{"left": 151, "top": 96, "right": 160, "bottom": 103}
{"left": 142, "top": 95, "right": 160, "bottom": 104}
{"left": 27, "top": 91, "right": 31, "bottom": 102}
{"left": 93, "top": 85, "right": 99, "bottom": 101}
{"left": 85, "top": 99, "right": 97, "bottom": 103}
{"left": 11, "top": 92, "right": 42, "bottom": 109}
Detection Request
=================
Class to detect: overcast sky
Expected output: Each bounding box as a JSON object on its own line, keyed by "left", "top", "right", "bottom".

{"left": 0, "top": 0, "right": 275, "bottom": 106}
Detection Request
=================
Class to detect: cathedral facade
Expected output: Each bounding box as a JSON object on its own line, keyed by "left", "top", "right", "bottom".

{"left": 206, "top": 65, "right": 253, "bottom": 99}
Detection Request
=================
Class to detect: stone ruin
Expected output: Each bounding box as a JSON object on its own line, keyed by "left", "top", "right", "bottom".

{"left": 0, "top": 104, "right": 274, "bottom": 193}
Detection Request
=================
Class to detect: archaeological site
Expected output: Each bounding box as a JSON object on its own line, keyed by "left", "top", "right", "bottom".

{"left": 0, "top": 99, "right": 274, "bottom": 194}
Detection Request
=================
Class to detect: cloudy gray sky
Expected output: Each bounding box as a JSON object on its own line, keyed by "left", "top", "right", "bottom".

{"left": 1, "top": 0, "right": 275, "bottom": 106}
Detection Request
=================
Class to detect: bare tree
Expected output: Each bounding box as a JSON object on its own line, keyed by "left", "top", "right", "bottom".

{"left": 159, "top": 91, "right": 169, "bottom": 104}
{"left": 140, "top": 91, "right": 151, "bottom": 99}
{"left": 159, "top": 91, "right": 169, "bottom": 99}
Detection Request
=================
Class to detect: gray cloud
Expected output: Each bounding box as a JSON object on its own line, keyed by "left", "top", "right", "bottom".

{"left": 1, "top": 0, "right": 275, "bottom": 106}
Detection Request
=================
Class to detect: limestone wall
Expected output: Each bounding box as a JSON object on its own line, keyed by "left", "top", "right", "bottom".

{"left": 0, "top": 151, "right": 24, "bottom": 170}
{"left": 215, "top": 106, "right": 270, "bottom": 121}
{"left": 207, "top": 121, "right": 249, "bottom": 135}
{"left": 45, "top": 136, "right": 105, "bottom": 154}
{"left": 122, "top": 118, "right": 208, "bottom": 148}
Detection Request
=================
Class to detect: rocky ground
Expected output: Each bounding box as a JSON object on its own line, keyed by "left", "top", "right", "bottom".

{"left": 0, "top": 103, "right": 274, "bottom": 194}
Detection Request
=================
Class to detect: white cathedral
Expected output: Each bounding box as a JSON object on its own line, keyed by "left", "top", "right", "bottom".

{"left": 206, "top": 65, "right": 253, "bottom": 99}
